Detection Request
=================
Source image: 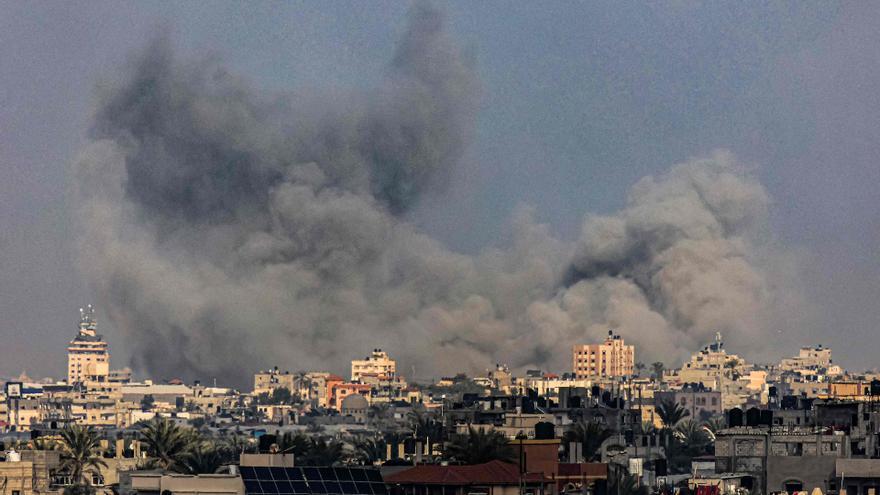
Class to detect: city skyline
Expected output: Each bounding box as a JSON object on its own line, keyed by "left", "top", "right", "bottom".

{"left": 2, "top": 2, "right": 880, "bottom": 381}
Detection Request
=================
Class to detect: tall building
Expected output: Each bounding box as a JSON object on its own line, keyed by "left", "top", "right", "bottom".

{"left": 351, "top": 349, "right": 396, "bottom": 382}
{"left": 572, "top": 330, "right": 634, "bottom": 379}
{"left": 67, "top": 305, "right": 110, "bottom": 385}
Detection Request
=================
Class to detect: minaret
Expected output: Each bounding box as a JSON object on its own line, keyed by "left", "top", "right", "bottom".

{"left": 67, "top": 305, "right": 110, "bottom": 385}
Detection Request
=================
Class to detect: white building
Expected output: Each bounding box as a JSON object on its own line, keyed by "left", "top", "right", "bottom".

{"left": 351, "top": 349, "right": 396, "bottom": 382}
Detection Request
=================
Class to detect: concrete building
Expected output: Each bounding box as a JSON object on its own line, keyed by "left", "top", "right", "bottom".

{"left": 351, "top": 349, "right": 396, "bottom": 382}
{"left": 253, "top": 367, "right": 295, "bottom": 396}
{"left": 572, "top": 330, "right": 634, "bottom": 379}
{"left": 655, "top": 384, "right": 723, "bottom": 421}
{"left": 0, "top": 449, "right": 62, "bottom": 495}
{"left": 779, "top": 345, "right": 834, "bottom": 372}
{"left": 67, "top": 305, "right": 110, "bottom": 385}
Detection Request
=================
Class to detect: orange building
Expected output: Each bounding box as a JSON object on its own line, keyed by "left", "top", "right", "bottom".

{"left": 327, "top": 381, "right": 371, "bottom": 410}
{"left": 572, "top": 330, "right": 634, "bottom": 379}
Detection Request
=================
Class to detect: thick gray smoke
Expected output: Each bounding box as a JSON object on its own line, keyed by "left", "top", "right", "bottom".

{"left": 75, "top": 5, "right": 805, "bottom": 386}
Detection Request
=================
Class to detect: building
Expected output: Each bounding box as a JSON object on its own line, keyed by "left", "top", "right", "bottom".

{"left": 384, "top": 460, "right": 552, "bottom": 495}
{"left": 67, "top": 305, "right": 110, "bottom": 385}
{"left": 0, "top": 450, "right": 62, "bottom": 495}
{"left": 253, "top": 367, "right": 295, "bottom": 396}
{"left": 351, "top": 349, "right": 397, "bottom": 382}
{"left": 572, "top": 330, "right": 634, "bottom": 379}
{"left": 779, "top": 345, "right": 834, "bottom": 372}
{"left": 655, "top": 384, "right": 722, "bottom": 421}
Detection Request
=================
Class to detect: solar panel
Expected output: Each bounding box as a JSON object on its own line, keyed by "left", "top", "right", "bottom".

{"left": 270, "top": 467, "right": 289, "bottom": 480}
{"left": 244, "top": 479, "right": 262, "bottom": 494}
{"left": 241, "top": 466, "right": 383, "bottom": 495}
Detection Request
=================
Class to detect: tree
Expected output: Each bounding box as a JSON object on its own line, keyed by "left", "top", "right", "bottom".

{"left": 443, "top": 426, "right": 515, "bottom": 465}
{"left": 564, "top": 420, "right": 612, "bottom": 461}
{"left": 656, "top": 398, "right": 690, "bottom": 428}
{"left": 278, "top": 432, "right": 310, "bottom": 457}
{"left": 179, "top": 441, "right": 226, "bottom": 474}
{"left": 139, "top": 417, "right": 198, "bottom": 471}
{"left": 609, "top": 464, "right": 649, "bottom": 495}
{"left": 298, "top": 438, "right": 345, "bottom": 466}
{"left": 58, "top": 424, "right": 108, "bottom": 487}
{"left": 634, "top": 362, "right": 646, "bottom": 377}
{"left": 140, "top": 394, "right": 156, "bottom": 411}
{"left": 271, "top": 387, "right": 292, "bottom": 405}
{"left": 651, "top": 362, "right": 665, "bottom": 381}
{"left": 408, "top": 408, "right": 444, "bottom": 455}
{"left": 353, "top": 437, "right": 386, "bottom": 465}
{"left": 702, "top": 416, "right": 726, "bottom": 437}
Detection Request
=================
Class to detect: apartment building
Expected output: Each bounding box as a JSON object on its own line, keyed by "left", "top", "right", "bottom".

{"left": 572, "top": 330, "right": 634, "bottom": 379}
{"left": 67, "top": 305, "right": 110, "bottom": 384}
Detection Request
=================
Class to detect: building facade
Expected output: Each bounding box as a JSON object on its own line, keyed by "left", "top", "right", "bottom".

{"left": 67, "top": 305, "right": 110, "bottom": 385}
{"left": 351, "top": 349, "right": 396, "bottom": 382}
{"left": 572, "top": 331, "right": 634, "bottom": 379}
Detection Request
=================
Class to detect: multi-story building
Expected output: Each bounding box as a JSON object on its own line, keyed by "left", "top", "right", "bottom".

{"left": 351, "top": 349, "right": 396, "bottom": 382}
{"left": 253, "top": 367, "right": 295, "bottom": 396}
{"left": 779, "top": 345, "right": 834, "bottom": 372}
{"left": 572, "top": 330, "right": 634, "bottom": 379}
{"left": 67, "top": 305, "right": 110, "bottom": 385}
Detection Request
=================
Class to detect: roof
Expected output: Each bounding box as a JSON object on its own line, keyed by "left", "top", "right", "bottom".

{"left": 836, "top": 459, "right": 880, "bottom": 478}
{"left": 384, "top": 461, "right": 547, "bottom": 485}
{"left": 557, "top": 463, "right": 608, "bottom": 479}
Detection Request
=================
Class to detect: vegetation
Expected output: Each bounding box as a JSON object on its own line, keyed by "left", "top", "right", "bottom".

{"left": 139, "top": 417, "right": 199, "bottom": 471}
{"left": 651, "top": 362, "right": 665, "bottom": 380}
{"left": 353, "top": 437, "right": 386, "bottom": 465}
{"left": 656, "top": 398, "right": 690, "bottom": 427}
{"left": 443, "top": 426, "right": 515, "bottom": 464}
{"left": 140, "top": 394, "right": 155, "bottom": 411}
{"left": 296, "top": 437, "right": 345, "bottom": 466}
{"left": 408, "top": 408, "right": 444, "bottom": 455}
{"left": 564, "top": 419, "right": 612, "bottom": 461}
{"left": 58, "top": 424, "right": 108, "bottom": 487}
{"left": 256, "top": 387, "right": 293, "bottom": 405}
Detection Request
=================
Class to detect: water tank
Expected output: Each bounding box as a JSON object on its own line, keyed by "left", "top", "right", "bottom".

{"left": 746, "top": 407, "right": 761, "bottom": 427}
{"left": 535, "top": 422, "right": 556, "bottom": 440}
{"left": 728, "top": 408, "right": 744, "bottom": 427}
{"left": 6, "top": 449, "right": 21, "bottom": 462}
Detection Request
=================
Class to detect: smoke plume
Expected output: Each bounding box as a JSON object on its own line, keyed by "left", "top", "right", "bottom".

{"left": 75, "top": 4, "right": 805, "bottom": 385}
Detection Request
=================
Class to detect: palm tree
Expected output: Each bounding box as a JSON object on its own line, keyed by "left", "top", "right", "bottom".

{"left": 564, "top": 420, "right": 612, "bottom": 461}
{"left": 278, "top": 432, "right": 310, "bottom": 457}
{"left": 179, "top": 441, "right": 226, "bottom": 474}
{"left": 656, "top": 398, "right": 689, "bottom": 428}
{"left": 298, "top": 437, "right": 345, "bottom": 466}
{"left": 139, "top": 417, "right": 198, "bottom": 471}
{"left": 651, "top": 362, "right": 665, "bottom": 380}
{"left": 634, "top": 362, "right": 646, "bottom": 377}
{"left": 609, "top": 465, "right": 649, "bottom": 495}
{"left": 58, "top": 424, "right": 108, "bottom": 487}
{"left": 408, "top": 408, "right": 444, "bottom": 455}
{"left": 703, "top": 416, "right": 726, "bottom": 438}
{"left": 673, "top": 419, "right": 709, "bottom": 446}
{"left": 353, "top": 437, "right": 386, "bottom": 465}
{"left": 443, "top": 426, "right": 515, "bottom": 465}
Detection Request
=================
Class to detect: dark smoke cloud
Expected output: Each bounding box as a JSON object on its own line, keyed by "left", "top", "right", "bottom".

{"left": 75, "top": 5, "right": 806, "bottom": 386}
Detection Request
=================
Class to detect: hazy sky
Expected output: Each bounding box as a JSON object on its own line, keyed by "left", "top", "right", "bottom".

{"left": 1, "top": 1, "right": 879, "bottom": 380}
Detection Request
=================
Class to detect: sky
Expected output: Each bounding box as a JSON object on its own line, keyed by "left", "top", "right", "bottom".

{"left": 1, "top": 1, "right": 879, "bottom": 381}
